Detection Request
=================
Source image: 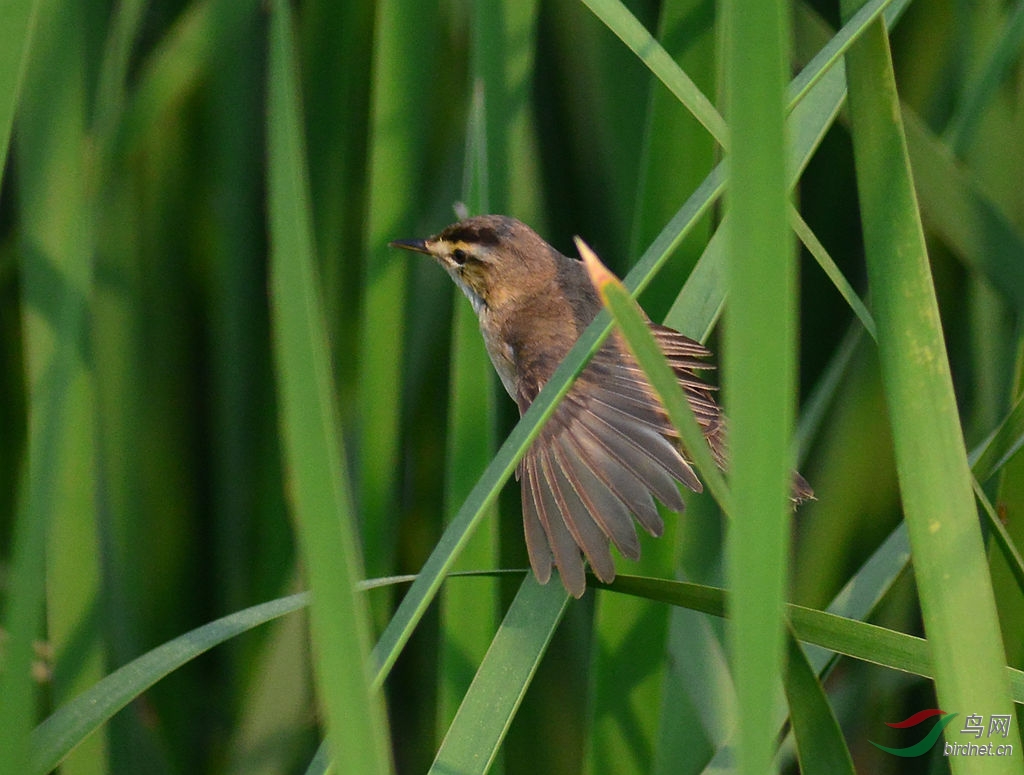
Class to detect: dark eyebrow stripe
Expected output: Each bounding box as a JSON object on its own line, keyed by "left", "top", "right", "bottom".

{"left": 439, "top": 224, "right": 501, "bottom": 246}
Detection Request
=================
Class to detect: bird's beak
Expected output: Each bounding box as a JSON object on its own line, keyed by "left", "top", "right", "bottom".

{"left": 388, "top": 238, "right": 431, "bottom": 255}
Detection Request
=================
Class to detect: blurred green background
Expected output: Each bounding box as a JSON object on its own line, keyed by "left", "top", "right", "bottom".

{"left": 1, "top": 0, "right": 1022, "bottom": 773}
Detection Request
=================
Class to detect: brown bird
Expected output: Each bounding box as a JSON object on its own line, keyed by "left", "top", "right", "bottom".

{"left": 391, "top": 215, "right": 812, "bottom": 597}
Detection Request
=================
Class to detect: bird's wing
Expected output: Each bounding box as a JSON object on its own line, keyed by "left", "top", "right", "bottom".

{"left": 516, "top": 325, "right": 722, "bottom": 597}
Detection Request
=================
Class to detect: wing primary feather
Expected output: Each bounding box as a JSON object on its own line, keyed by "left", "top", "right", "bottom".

{"left": 585, "top": 383, "right": 670, "bottom": 430}
{"left": 552, "top": 435, "right": 641, "bottom": 559}
{"left": 520, "top": 456, "right": 553, "bottom": 584}
{"left": 574, "top": 394, "right": 703, "bottom": 494}
{"left": 531, "top": 450, "right": 587, "bottom": 597}
{"left": 543, "top": 445, "right": 617, "bottom": 583}
{"left": 558, "top": 419, "right": 665, "bottom": 537}
{"left": 564, "top": 396, "right": 689, "bottom": 511}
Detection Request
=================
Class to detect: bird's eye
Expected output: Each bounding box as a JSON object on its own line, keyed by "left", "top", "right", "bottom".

{"left": 452, "top": 247, "right": 468, "bottom": 265}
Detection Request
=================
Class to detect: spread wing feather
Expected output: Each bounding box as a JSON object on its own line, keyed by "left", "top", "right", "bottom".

{"left": 517, "top": 325, "right": 723, "bottom": 597}
{"left": 556, "top": 413, "right": 663, "bottom": 537}
{"left": 552, "top": 434, "right": 640, "bottom": 560}
{"left": 522, "top": 453, "right": 584, "bottom": 593}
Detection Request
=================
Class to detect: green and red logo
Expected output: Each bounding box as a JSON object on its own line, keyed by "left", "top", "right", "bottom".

{"left": 870, "top": 709, "right": 959, "bottom": 757}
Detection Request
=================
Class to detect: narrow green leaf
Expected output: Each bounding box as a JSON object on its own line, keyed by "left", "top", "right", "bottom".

{"left": 431, "top": 577, "right": 570, "bottom": 775}
{"left": 842, "top": 3, "right": 1022, "bottom": 769}
{"left": 437, "top": 49, "right": 500, "bottom": 738}
{"left": 2, "top": 443, "right": 51, "bottom": 775}
{"left": 92, "top": 0, "right": 145, "bottom": 143}
{"left": 116, "top": 0, "right": 216, "bottom": 156}
{"left": 599, "top": 575, "right": 1024, "bottom": 704}
{"left": 30, "top": 594, "right": 310, "bottom": 775}
{"left": 973, "top": 481, "right": 1024, "bottom": 595}
{"left": 580, "top": 0, "right": 726, "bottom": 146}
{"left": 723, "top": 1, "right": 795, "bottom": 773}
{"left": 903, "top": 107, "right": 1024, "bottom": 316}
{"left": 357, "top": 0, "right": 438, "bottom": 582}
{"left": 818, "top": 523, "right": 911, "bottom": 665}
{"left": 302, "top": 744, "right": 331, "bottom": 775}
{"left": 725, "top": 519, "right": 913, "bottom": 770}
{"left": 224, "top": 585, "right": 314, "bottom": 775}
{"left": 0, "top": 0, "right": 40, "bottom": 184}
{"left": 6, "top": 3, "right": 98, "bottom": 772}
{"left": 970, "top": 384, "right": 1024, "bottom": 594}
{"left": 592, "top": 4, "right": 719, "bottom": 769}
{"left": 786, "top": 0, "right": 901, "bottom": 111}
{"left": 970, "top": 384, "right": 1024, "bottom": 482}
{"left": 792, "top": 325, "right": 865, "bottom": 460}
{"left": 943, "top": 0, "right": 1024, "bottom": 157}
{"left": 655, "top": 175, "right": 728, "bottom": 340}
{"left": 653, "top": 597, "right": 733, "bottom": 773}
{"left": 265, "top": 3, "right": 391, "bottom": 772}
{"left": 784, "top": 632, "right": 856, "bottom": 775}
{"left": 790, "top": 208, "right": 876, "bottom": 340}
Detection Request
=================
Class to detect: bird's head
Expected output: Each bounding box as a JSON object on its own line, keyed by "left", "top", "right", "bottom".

{"left": 390, "top": 215, "right": 559, "bottom": 316}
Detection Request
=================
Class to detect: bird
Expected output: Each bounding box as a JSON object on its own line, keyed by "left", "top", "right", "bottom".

{"left": 390, "top": 215, "right": 812, "bottom": 597}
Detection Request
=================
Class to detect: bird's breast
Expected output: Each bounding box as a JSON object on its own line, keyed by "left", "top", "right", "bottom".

{"left": 477, "top": 310, "right": 520, "bottom": 399}
{"left": 480, "top": 297, "right": 586, "bottom": 405}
